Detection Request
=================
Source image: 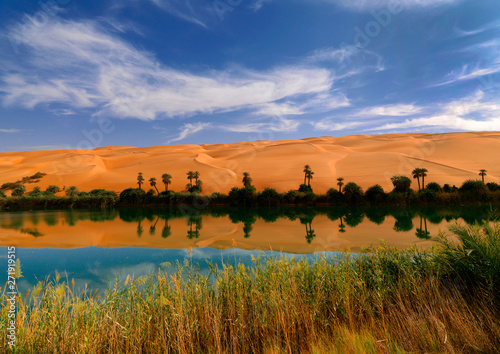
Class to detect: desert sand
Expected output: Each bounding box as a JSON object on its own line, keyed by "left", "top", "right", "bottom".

{"left": 0, "top": 132, "right": 499, "bottom": 195}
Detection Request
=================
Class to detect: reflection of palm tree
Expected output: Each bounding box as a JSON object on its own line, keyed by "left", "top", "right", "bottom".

{"left": 243, "top": 222, "right": 253, "bottom": 238}
{"left": 187, "top": 216, "right": 202, "bottom": 239}
{"left": 137, "top": 220, "right": 143, "bottom": 237}
{"left": 162, "top": 220, "right": 171, "bottom": 238}
{"left": 339, "top": 217, "right": 346, "bottom": 233}
{"left": 415, "top": 216, "right": 431, "bottom": 240}
{"left": 305, "top": 223, "right": 316, "bottom": 244}
{"left": 149, "top": 216, "right": 160, "bottom": 235}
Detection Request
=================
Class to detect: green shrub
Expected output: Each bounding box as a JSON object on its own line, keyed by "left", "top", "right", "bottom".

{"left": 459, "top": 180, "right": 488, "bottom": 202}
{"left": 391, "top": 175, "right": 412, "bottom": 193}
{"left": 343, "top": 182, "right": 364, "bottom": 204}
{"left": 326, "top": 188, "right": 345, "bottom": 204}
{"left": 436, "top": 222, "right": 500, "bottom": 299}
{"left": 1, "top": 182, "right": 22, "bottom": 190}
{"left": 12, "top": 186, "right": 26, "bottom": 196}
{"left": 258, "top": 188, "right": 282, "bottom": 206}
{"left": 486, "top": 182, "right": 500, "bottom": 192}
{"left": 365, "top": 185, "right": 386, "bottom": 204}
{"left": 45, "top": 185, "right": 60, "bottom": 195}
{"left": 29, "top": 186, "right": 43, "bottom": 196}
{"left": 0, "top": 190, "right": 6, "bottom": 198}
{"left": 298, "top": 184, "right": 313, "bottom": 193}
{"left": 120, "top": 188, "right": 147, "bottom": 205}
{"left": 425, "top": 182, "right": 443, "bottom": 192}
{"left": 65, "top": 186, "right": 80, "bottom": 197}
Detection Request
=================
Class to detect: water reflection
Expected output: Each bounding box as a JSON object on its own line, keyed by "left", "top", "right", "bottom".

{"left": 0, "top": 206, "right": 497, "bottom": 251}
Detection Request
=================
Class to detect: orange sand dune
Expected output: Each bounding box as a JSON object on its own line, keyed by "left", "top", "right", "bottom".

{"left": 1, "top": 132, "right": 499, "bottom": 194}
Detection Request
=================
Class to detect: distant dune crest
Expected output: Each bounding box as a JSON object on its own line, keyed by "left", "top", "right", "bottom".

{"left": 0, "top": 132, "right": 498, "bottom": 194}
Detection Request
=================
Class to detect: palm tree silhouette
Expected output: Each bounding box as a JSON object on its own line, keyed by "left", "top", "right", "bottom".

{"left": 186, "top": 171, "right": 195, "bottom": 187}
{"left": 242, "top": 172, "right": 253, "bottom": 187}
{"left": 420, "top": 168, "right": 428, "bottom": 189}
{"left": 193, "top": 171, "right": 200, "bottom": 184}
{"left": 303, "top": 165, "right": 311, "bottom": 185}
{"left": 412, "top": 168, "right": 421, "bottom": 191}
{"left": 162, "top": 173, "right": 172, "bottom": 191}
{"left": 337, "top": 177, "right": 344, "bottom": 193}
{"left": 149, "top": 177, "right": 159, "bottom": 194}
{"left": 306, "top": 170, "right": 314, "bottom": 187}
{"left": 479, "top": 169, "right": 487, "bottom": 183}
{"left": 137, "top": 172, "right": 144, "bottom": 190}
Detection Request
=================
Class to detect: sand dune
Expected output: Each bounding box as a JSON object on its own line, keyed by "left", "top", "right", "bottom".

{"left": 0, "top": 132, "right": 499, "bottom": 195}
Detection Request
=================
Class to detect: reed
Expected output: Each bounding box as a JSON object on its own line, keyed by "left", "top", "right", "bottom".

{"left": 2, "top": 223, "right": 500, "bottom": 353}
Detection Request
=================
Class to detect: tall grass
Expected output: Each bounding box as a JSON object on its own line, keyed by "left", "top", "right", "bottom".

{"left": 2, "top": 223, "right": 500, "bottom": 353}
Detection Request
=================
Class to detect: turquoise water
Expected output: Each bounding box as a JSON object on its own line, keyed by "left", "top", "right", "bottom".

{"left": 0, "top": 206, "right": 496, "bottom": 293}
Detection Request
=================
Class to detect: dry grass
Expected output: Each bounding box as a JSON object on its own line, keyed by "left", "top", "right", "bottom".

{"left": 2, "top": 223, "right": 500, "bottom": 353}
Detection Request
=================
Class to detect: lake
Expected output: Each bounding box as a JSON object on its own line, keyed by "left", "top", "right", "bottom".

{"left": 0, "top": 206, "right": 495, "bottom": 293}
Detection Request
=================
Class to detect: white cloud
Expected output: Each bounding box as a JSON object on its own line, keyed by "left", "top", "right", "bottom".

{"left": 223, "top": 117, "right": 300, "bottom": 133}
{"left": 372, "top": 91, "right": 500, "bottom": 131}
{"left": 0, "top": 129, "right": 22, "bottom": 133}
{"left": 323, "top": 0, "right": 463, "bottom": 11}
{"left": 0, "top": 14, "right": 335, "bottom": 121}
{"left": 312, "top": 119, "right": 364, "bottom": 131}
{"left": 168, "top": 122, "right": 211, "bottom": 142}
{"left": 251, "top": 0, "right": 272, "bottom": 11}
{"left": 355, "top": 104, "right": 422, "bottom": 117}
{"left": 148, "top": 0, "right": 208, "bottom": 28}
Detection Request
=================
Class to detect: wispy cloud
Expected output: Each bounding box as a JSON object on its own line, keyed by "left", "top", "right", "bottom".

{"left": 0, "top": 129, "right": 22, "bottom": 133}
{"left": 312, "top": 119, "right": 364, "bottom": 131}
{"left": 222, "top": 117, "right": 300, "bottom": 133}
{"left": 0, "top": 14, "right": 338, "bottom": 121}
{"left": 321, "top": 0, "right": 463, "bottom": 11}
{"left": 372, "top": 91, "right": 500, "bottom": 131}
{"left": 355, "top": 104, "right": 422, "bottom": 117}
{"left": 148, "top": 0, "right": 208, "bottom": 28}
{"left": 168, "top": 122, "right": 211, "bottom": 143}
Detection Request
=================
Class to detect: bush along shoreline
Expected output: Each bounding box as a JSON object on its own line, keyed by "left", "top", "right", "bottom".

{"left": 1, "top": 180, "right": 500, "bottom": 211}
{"left": 1, "top": 222, "right": 499, "bottom": 352}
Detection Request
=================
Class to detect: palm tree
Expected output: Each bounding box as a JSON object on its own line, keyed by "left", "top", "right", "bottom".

{"left": 479, "top": 169, "right": 487, "bottom": 183}
{"left": 337, "top": 177, "right": 344, "bottom": 193}
{"left": 306, "top": 170, "right": 314, "bottom": 187}
{"left": 193, "top": 171, "right": 200, "bottom": 184}
{"left": 186, "top": 171, "right": 195, "bottom": 187}
{"left": 149, "top": 177, "right": 159, "bottom": 194}
{"left": 242, "top": 172, "right": 253, "bottom": 187}
{"left": 137, "top": 172, "right": 144, "bottom": 190}
{"left": 420, "top": 168, "right": 428, "bottom": 189}
{"left": 161, "top": 173, "right": 172, "bottom": 191}
{"left": 412, "top": 168, "right": 421, "bottom": 191}
{"left": 303, "top": 165, "right": 311, "bottom": 185}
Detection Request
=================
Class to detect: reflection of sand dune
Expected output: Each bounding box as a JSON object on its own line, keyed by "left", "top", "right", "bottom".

{"left": 0, "top": 213, "right": 439, "bottom": 253}
{"left": 0, "top": 132, "right": 499, "bottom": 194}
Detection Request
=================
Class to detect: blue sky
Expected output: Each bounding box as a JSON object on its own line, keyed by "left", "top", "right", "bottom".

{"left": 0, "top": 0, "right": 499, "bottom": 152}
